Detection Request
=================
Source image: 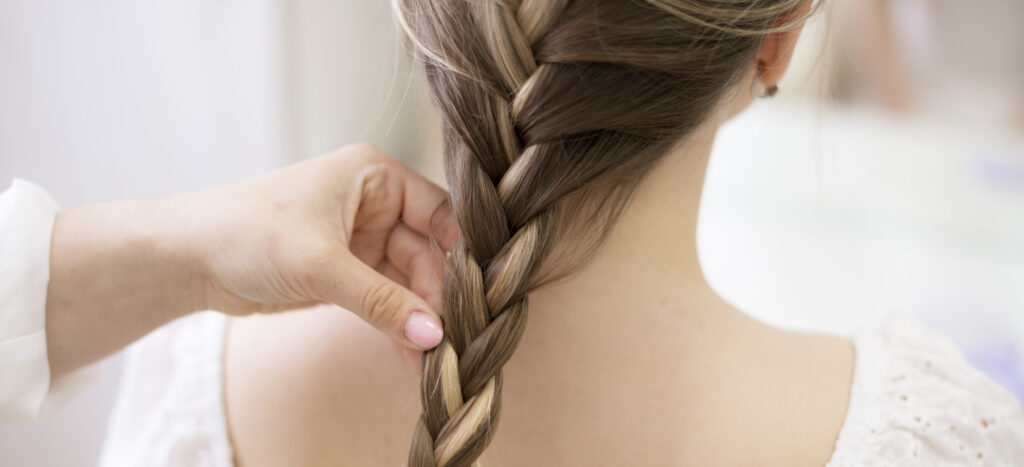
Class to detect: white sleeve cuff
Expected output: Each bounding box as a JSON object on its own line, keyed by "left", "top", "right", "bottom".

{"left": 0, "top": 179, "right": 98, "bottom": 420}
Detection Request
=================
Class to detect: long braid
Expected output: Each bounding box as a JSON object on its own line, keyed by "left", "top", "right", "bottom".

{"left": 394, "top": 1, "right": 817, "bottom": 465}
{"left": 400, "top": 2, "right": 568, "bottom": 465}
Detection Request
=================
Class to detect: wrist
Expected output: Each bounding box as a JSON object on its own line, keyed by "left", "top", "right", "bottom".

{"left": 44, "top": 197, "right": 199, "bottom": 374}
{"left": 62, "top": 197, "right": 201, "bottom": 318}
{"left": 131, "top": 194, "right": 210, "bottom": 316}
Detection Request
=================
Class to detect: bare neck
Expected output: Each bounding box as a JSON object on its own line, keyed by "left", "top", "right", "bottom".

{"left": 529, "top": 119, "right": 755, "bottom": 334}
{"left": 496, "top": 120, "right": 853, "bottom": 465}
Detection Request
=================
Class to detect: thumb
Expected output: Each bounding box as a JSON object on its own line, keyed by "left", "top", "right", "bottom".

{"left": 322, "top": 253, "right": 444, "bottom": 350}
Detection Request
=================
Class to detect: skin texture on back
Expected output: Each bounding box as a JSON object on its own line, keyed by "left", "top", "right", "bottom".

{"left": 224, "top": 300, "right": 853, "bottom": 466}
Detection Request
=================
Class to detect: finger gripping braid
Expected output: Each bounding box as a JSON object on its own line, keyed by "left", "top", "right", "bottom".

{"left": 401, "top": 1, "right": 569, "bottom": 466}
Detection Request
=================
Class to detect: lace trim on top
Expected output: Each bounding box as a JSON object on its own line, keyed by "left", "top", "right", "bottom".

{"left": 97, "top": 311, "right": 234, "bottom": 467}
{"left": 826, "top": 317, "right": 1024, "bottom": 466}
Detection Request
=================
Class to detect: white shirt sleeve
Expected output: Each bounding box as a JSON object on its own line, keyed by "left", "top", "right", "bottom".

{"left": 0, "top": 179, "right": 97, "bottom": 420}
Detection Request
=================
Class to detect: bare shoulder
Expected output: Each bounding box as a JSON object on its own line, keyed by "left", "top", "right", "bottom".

{"left": 224, "top": 306, "right": 420, "bottom": 467}
{"left": 757, "top": 330, "right": 855, "bottom": 465}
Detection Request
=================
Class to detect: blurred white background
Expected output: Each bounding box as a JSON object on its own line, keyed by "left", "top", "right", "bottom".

{"left": 700, "top": 0, "right": 1024, "bottom": 403}
{"left": 1, "top": 1, "right": 1023, "bottom": 466}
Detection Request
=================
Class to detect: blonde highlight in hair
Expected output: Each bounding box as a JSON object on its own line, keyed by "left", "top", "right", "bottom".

{"left": 394, "top": 1, "right": 814, "bottom": 465}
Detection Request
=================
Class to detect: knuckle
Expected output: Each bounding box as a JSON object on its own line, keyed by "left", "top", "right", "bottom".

{"left": 358, "top": 163, "right": 392, "bottom": 205}
{"left": 333, "top": 145, "right": 399, "bottom": 199}
{"left": 344, "top": 143, "right": 390, "bottom": 164}
{"left": 411, "top": 248, "right": 440, "bottom": 277}
{"left": 320, "top": 144, "right": 392, "bottom": 178}
{"left": 360, "top": 281, "right": 404, "bottom": 326}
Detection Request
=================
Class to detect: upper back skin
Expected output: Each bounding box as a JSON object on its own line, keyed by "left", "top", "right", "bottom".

{"left": 225, "top": 292, "right": 854, "bottom": 466}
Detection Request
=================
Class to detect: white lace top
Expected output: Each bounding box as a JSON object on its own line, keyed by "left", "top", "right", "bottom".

{"left": 826, "top": 317, "right": 1024, "bottom": 466}
{"left": 98, "top": 314, "right": 1024, "bottom": 466}
{"left": 98, "top": 312, "right": 234, "bottom": 467}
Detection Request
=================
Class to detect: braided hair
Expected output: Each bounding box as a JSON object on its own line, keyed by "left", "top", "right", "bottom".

{"left": 394, "top": 1, "right": 815, "bottom": 465}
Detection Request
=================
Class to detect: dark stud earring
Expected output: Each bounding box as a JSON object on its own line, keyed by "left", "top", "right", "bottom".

{"left": 751, "top": 68, "right": 779, "bottom": 99}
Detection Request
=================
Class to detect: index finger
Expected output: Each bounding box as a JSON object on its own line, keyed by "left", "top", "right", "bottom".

{"left": 396, "top": 162, "right": 459, "bottom": 251}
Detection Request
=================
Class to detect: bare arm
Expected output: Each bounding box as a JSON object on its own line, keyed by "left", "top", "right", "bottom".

{"left": 43, "top": 144, "right": 454, "bottom": 379}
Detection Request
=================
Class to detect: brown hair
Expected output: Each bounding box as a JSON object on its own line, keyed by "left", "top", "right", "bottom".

{"left": 394, "top": 1, "right": 813, "bottom": 465}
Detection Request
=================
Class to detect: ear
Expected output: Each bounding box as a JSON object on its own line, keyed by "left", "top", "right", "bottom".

{"left": 755, "top": 4, "right": 811, "bottom": 88}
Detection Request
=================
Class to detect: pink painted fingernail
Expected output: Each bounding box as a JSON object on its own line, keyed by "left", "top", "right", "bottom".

{"left": 405, "top": 312, "right": 444, "bottom": 348}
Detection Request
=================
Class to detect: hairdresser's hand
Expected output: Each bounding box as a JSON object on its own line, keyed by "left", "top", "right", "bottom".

{"left": 46, "top": 144, "right": 456, "bottom": 378}
{"left": 189, "top": 144, "right": 456, "bottom": 348}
